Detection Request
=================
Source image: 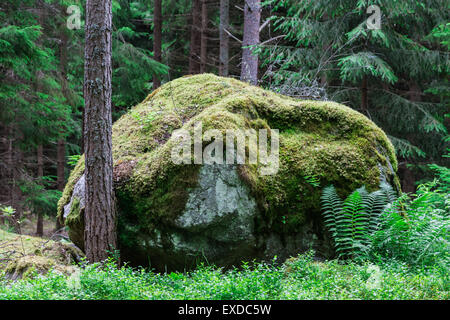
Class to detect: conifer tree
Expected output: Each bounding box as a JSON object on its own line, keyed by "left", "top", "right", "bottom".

{"left": 259, "top": 0, "right": 449, "bottom": 189}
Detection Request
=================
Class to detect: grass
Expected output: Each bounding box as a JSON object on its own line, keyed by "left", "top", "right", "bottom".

{"left": 0, "top": 251, "right": 448, "bottom": 300}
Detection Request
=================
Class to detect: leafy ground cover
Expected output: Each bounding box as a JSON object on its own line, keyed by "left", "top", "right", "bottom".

{"left": 0, "top": 251, "right": 447, "bottom": 300}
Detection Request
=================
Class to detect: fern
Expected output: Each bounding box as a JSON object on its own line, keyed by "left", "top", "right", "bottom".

{"left": 321, "top": 183, "right": 396, "bottom": 260}
{"left": 372, "top": 180, "right": 450, "bottom": 267}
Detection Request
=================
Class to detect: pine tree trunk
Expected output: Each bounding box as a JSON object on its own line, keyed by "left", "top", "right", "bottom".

{"left": 36, "top": 144, "right": 44, "bottom": 237}
{"left": 241, "top": 0, "right": 261, "bottom": 85}
{"left": 84, "top": 0, "right": 117, "bottom": 262}
{"left": 189, "top": 0, "right": 201, "bottom": 74}
{"left": 361, "top": 75, "right": 368, "bottom": 113}
{"left": 56, "top": 139, "right": 65, "bottom": 230}
{"left": 399, "top": 82, "right": 422, "bottom": 193}
{"left": 56, "top": 140, "right": 65, "bottom": 193}
{"left": 200, "top": 0, "right": 208, "bottom": 73}
{"left": 152, "top": 0, "right": 162, "bottom": 90}
{"left": 55, "top": 24, "right": 68, "bottom": 231}
{"left": 219, "top": 0, "right": 229, "bottom": 76}
{"left": 11, "top": 137, "right": 22, "bottom": 233}
{"left": 7, "top": 126, "right": 16, "bottom": 230}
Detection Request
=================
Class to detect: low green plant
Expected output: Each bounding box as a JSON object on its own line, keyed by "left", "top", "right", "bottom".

{"left": 320, "top": 183, "right": 396, "bottom": 260}
{"left": 371, "top": 180, "right": 449, "bottom": 268}
{"left": 0, "top": 252, "right": 447, "bottom": 300}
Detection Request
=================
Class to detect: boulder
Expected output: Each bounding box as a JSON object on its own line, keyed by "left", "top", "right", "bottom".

{"left": 57, "top": 74, "right": 399, "bottom": 271}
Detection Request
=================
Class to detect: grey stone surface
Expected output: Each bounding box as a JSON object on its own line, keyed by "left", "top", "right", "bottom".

{"left": 62, "top": 165, "right": 264, "bottom": 270}
{"left": 64, "top": 174, "right": 85, "bottom": 219}
{"left": 138, "top": 163, "right": 260, "bottom": 269}
{"left": 175, "top": 163, "right": 256, "bottom": 243}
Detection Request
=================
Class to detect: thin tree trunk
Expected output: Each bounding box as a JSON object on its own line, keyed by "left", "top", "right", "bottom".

{"left": 84, "top": 0, "right": 117, "bottom": 262}
{"left": 361, "top": 75, "right": 368, "bottom": 113}
{"left": 153, "top": 0, "right": 162, "bottom": 89}
{"left": 8, "top": 128, "right": 14, "bottom": 208}
{"left": 56, "top": 139, "right": 65, "bottom": 230}
{"left": 219, "top": 0, "right": 229, "bottom": 76}
{"left": 36, "top": 144, "right": 44, "bottom": 237}
{"left": 7, "top": 126, "right": 17, "bottom": 230}
{"left": 57, "top": 140, "right": 65, "bottom": 192}
{"left": 11, "top": 136, "right": 22, "bottom": 233}
{"left": 56, "top": 24, "right": 68, "bottom": 231}
{"left": 200, "top": 0, "right": 208, "bottom": 73}
{"left": 241, "top": 0, "right": 261, "bottom": 85}
{"left": 35, "top": 10, "right": 45, "bottom": 237}
{"left": 189, "top": 0, "right": 201, "bottom": 74}
{"left": 400, "top": 82, "right": 422, "bottom": 193}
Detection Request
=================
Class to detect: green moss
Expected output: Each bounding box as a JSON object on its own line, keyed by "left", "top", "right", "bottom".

{"left": 57, "top": 155, "right": 84, "bottom": 223}
{"left": 116, "top": 164, "right": 200, "bottom": 252}
{"left": 5, "top": 256, "right": 76, "bottom": 280}
{"left": 65, "top": 197, "right": 84, "bottom": 250}
{"left": 0, "top": 230, "right": 83, "bottom": 279}
{"left": 60, "top": 73, "right": 399, "bottom": 251}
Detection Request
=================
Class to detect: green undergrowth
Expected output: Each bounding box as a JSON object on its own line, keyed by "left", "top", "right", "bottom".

{"left": 0, "top": 251, "right": 447, "bottom": 300}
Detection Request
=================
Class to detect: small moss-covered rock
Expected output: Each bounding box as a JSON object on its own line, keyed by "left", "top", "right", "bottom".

{"left": 58, "top": 74, "right": 399, "bottom": 271}
{"left": 4, "top": 256, "right": 77, "bottom": 281}
{"left": 0, "top": 231, "right": 83, "bottom": 280}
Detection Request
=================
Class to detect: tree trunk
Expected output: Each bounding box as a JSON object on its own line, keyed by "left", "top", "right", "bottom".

{"left": 399, "top": 82, "right": 423, "bottom": 193}
{"left": 241, "top": 0, "right": 261, "bottom": 85}
{"left": 152, "top": 0, "right": 162, "bottom": 89}
{"left": 188, "top": 0, "right": 201, "bottom": 74}
{"left": 57, "top": 140, "right": 65, "bottom": 193}
{"left": 219, "top": 0, "right": 229, "bottom": 76}
{"left": 56, "top": 139, "right": 65, "bottom": 230}
{"left": 10, "top": 135, "right": 22, "bottom": 233}
{"left": 200, "top": 0, "right": 208, "bottom": 73}
{"left": 84, "top": 0, "right": 117, "bottom": 262}
{"left": 361, "top": 75, "right": 368, "bottom": 114}
{"left": 55, "top": 26, "right": 69, "bottom": 231}
{"left": 7, "top": 126, "right": 17, "bottom": 230}
{"left": 36, "top": 144, "right": 44, "bottom": 237}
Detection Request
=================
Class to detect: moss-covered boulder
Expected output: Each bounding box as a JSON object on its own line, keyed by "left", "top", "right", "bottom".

{"left": 58, "top": 74, "right": 399, "bottom": 271}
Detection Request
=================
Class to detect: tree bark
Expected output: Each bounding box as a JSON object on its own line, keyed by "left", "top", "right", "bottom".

{"left": 7, "top": 126, "right": 13, "bottom": 206}
{"left": 188, "top": 0, "right": 201, "bottom": 74}
{"left": 57, "top": 140, "right": 65, "bottom": 192}
{"left": 399, "top": 81, "right": 423, "bottom": 193}
{"left": 200, "top": 0, "right": 208, "bottom": 73}
{"left": 36, "top": 144, "right": 44, "bottom": 237}
{"left": 56, "top": 138, "right": 65, "bottom": 230}
{"left": 84, "top": 0, "right": 117, "bottom": 262}
{"left": 152, "top": 0, "right": 162, "bottom": 89}
{"left": 10, "top": 131, "right": 22, "bottom": 233}
{"left": 241, "top": 0, "right": 261, "bottom": 85}
{"left": 361, "top": 75, "right": 368, "bottom": 113}
{"left": 55, "top": 24, "right": 68, "bottom": 231}
{"left": 219, "top": 0, "right": 229, "bottom": 76}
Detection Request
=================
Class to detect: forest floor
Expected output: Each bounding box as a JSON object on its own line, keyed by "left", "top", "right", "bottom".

{"left": 0, "top": 230, "right": 448, "bottom": 300}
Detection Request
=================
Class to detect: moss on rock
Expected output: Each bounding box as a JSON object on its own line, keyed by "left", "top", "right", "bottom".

{"left": 4, "top": 256, "right": 77, "bottom": 281}
{"left": 0, "top": 230, "right": 83, "bottom": 280}
{"left": 58, "top": 74, "right": 399, "bottom": 269}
